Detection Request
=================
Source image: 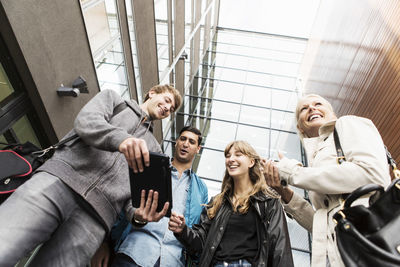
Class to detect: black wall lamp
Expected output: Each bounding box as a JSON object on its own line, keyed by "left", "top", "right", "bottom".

{"left": 57, "top": 76, "right": 89, "bottom": 97}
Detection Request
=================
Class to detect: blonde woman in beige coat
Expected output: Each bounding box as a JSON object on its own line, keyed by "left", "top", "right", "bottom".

{"left": 261, "top": 94, "right": 391, "bottom": 267}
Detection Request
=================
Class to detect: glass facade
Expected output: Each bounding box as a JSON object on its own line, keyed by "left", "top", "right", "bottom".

{"left": 82, "top": 1, "right": 311, "bottom": 265}
{"left": 164, "top": 29, "right": 312, "bottom": 265}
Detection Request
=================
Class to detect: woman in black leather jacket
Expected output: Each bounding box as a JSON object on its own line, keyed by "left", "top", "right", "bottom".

{"left": 169, "top": 140, "right": 294, "bottom": 267}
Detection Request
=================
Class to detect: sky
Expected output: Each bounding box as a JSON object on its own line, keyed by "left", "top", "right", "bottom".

{"left": 218, "top": 0, "right": 321, "bottom": 38}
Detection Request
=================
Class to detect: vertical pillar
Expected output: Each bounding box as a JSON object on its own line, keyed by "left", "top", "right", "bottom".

{"left": 131, "top": 0, "right": 161, "bottom": 140}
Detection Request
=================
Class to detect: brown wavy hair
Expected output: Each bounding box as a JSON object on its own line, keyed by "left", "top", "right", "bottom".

{"left": 207, "top": 140, "right": 278, "bottom": 219}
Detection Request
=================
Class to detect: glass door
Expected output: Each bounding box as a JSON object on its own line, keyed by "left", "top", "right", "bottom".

{"left": 0, "top": 36, "right": 47, "bottom": 148}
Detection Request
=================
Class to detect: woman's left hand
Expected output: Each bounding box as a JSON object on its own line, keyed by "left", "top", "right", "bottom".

{"left": 261, "top": 154, "right": 293, "bottom": 203}
{"left": 261, "top": 158, "right": 282, "bottom": 189}
{"left": 168, "top": 211, "right": 186, "bottom": 234}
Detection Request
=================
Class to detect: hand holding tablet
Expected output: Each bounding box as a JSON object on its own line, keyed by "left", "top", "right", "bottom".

{"left": 129, "top": 152, "right": 173, "bottom": 218}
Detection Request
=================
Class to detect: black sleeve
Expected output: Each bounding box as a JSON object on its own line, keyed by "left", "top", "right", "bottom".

{"left": 174, "top": 201, "right": 213, "bottom": 255}
{"left": 267, "top": 198, "right": 294, "bottom": 267}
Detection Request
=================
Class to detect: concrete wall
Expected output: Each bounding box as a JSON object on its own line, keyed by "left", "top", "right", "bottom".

{"left": 1, "top": 0, "right": 100, "bottom": 140}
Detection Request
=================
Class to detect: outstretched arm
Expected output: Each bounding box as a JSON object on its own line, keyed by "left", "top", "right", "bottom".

{"left": 74, "top": 90, "right": 131, "bottom": 152}
{"left": 276, "top": 117, "right": 390, "bottom": 194}
{"left": 74, "top": 90, "right": 152, "bottom": 172}
{"left": 261, "top": 157, "right": 314, "bottom": 232}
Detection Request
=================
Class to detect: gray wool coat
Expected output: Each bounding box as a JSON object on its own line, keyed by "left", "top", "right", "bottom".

{"left": 38, "top": 90, "right": 162, "bottom": 232}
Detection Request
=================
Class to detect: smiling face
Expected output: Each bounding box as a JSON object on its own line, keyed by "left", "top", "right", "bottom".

{"left": 174, "top": 131, "right": 201, "bottom": 164}
{"left": 296, "top": 95, "right": 337, "bottom": 138}
{"left": 146, "top": 90, "right": 176, "bottom": 120}
{"left": 225, "top": 146, "right": 255, "bottom": 179}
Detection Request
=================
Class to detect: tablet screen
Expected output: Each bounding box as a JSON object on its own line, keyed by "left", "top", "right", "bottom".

{"left": 129, "top": 152, "right": 172, "bottom": 217}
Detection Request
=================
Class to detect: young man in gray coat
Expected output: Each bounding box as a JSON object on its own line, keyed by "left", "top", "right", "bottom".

{"left": 0, "top": 85, "right": 182, "bottom": 266}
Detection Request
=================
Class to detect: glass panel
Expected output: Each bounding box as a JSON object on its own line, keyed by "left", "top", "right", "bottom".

{"left": 270, "top": 110, "right": 296, "bottom": 132}
{"left": 270, "top": 131, "right": 301, "bottom": 161}
{"left": 83, "top": 0, "right": 130, "bottom": 98}
{"left": 202, "top": 120, "right": 237, "bottom": 151}
{"left": 292, "top": 250, "right": 311, "bottom": 267}
{"left": 213, "top": 81, "right": 243, "bottom": 103}
{"left": 245, "top": 71, "right": 272, "bottom": 88}
{"left": 12, "top": 115, "right": 41, "bottom": 148}
{"left": 213, "top": 67, "right": 247, "bottom": 83}
{"left": 203, "top": 178, "right": 221, "bottom": 200}
{"left": 83, "top": 0, "right": 113, "bottom": 54}
{"left": 239, "top": 105, "right": 270, "bottom": 128}
{"left": 0, "top": 63, "right": 14, "bottom": 102}
{"left": 236, "top": 125, "right": 269, "bottom": 157}
{"left": 242, "top": 85, "right": 271, "bottom": 108}
{"left": 212, "top": 52, "right": 229, "bottom": 67}
{"left": 287, "top": 214, "right": 311, "bottom": 251}
{"left": 125, "top": 0, "right": 142, "bottom": 101}
{"left": 221, "top": 54, "right": 249, "bottom": 69}
{"left": 154, "top": 0, "right": 169, "bottom": 75}
{"left": 196, "top": 148, "right": 226, "bottom": 182}
{"left": 208, "top": 101, "right": 240, "bottom": 122}
{"left": 100, "top": 82, "right": 129, "bottom": 100}
{"left": 272, "top": 76, "right": 297, "bottom": 90}
{"left": 0, "top": 134, "right": 6, "bottom": 144}
{"left": 272, "top": 90, "right": 298, "bottom": 111}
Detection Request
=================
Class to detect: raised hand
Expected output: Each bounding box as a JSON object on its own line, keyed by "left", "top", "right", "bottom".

{"left": 261, "top": 158, "right": 282, "bottom": 190}
{"left": 168, "top": 211, "right": 186, "bottom": 234}
{"left": 261, "top": 153, "right": 294, "bottom": 204}
{"left": 119, "top": 137, "right": 149, "bottom": 173}
{"left": 133, "top": 190, "right": 169, "bottom": 223}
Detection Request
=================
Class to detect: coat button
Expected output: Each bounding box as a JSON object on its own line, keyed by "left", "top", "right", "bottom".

{"left": 211, "top": 246, "right": 215, "bottom": 250}
{"left": 324, "top": 199, "right": 329, "bottom": 207}
{"left": 220, "top": 226, "right": 223, "bottom": 231}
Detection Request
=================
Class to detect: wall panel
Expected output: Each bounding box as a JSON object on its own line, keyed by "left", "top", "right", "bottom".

{"left": 300, "top": 0, "right": 400, "bottom": 164}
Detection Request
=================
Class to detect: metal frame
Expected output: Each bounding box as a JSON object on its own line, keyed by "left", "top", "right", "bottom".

{"left": 116, "top": 0, "right": 138, "bottom": 100}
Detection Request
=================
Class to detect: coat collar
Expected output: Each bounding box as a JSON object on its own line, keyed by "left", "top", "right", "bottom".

{"left": 126, "top": 99, "right": 154, "bottom": 132}
{"left": 302, "top": 118, "right": 337, "bottom": 164}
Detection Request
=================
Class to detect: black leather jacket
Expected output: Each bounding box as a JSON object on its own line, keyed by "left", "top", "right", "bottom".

{"left": 175, "top": 192, "right": 294, "bottom": 267}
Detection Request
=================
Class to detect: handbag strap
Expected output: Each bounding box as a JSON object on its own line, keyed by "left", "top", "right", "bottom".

{"left": 333, "top": 128, "right": 346, "bottom": 164}
{"left": 333, "top": 127, "right": 400, "bottom": 179}
{"left": 384, "top": 148, "right": 400, "bottom": 179}
{"left": 32, "top": 101, "right": 129, "bottom": 158}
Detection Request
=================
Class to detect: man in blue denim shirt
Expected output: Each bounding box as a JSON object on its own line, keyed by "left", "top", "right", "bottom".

{"left": 91, "top": 126, "right": 208, "bottom": 267}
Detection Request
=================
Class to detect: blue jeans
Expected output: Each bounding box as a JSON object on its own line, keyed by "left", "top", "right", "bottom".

{"left": 0, "top": 172, "right": 106, "bottom": 266}
{"left": 214, "top": 259, "right": 252, "bottom": 267}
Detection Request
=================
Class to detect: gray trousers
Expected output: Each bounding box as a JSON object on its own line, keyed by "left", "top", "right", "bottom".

{"left": 0, "top": 172, "right": 106, "bottom": 266}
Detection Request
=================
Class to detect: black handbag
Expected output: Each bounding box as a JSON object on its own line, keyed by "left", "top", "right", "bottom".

{"left": 0, "top": 134, "right": 79, "bottom": 204}
{"left": 332, "top": 128, "right": 400, "bottom": 267}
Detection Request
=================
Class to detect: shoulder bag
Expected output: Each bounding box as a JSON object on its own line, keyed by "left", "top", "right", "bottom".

{"left": 332, "top": 127, "right": 400, "bottom": 267}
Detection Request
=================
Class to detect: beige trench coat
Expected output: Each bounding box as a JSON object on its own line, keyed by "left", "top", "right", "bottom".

{"left": 276, "top": 115, "right": 391, "bottom": 267}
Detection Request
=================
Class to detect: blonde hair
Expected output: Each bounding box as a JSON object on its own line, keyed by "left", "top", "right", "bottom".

{"left": 295, "top": 94, "right": 334, "bottom": 140}
{"left": 143, "top": 84, "right": 182, "bottom": 111}
{"left": 207, "top": 140, "right": 278, "bottom": 219}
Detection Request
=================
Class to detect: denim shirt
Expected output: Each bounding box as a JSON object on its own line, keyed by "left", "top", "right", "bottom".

{"left": 115, "top": 167, "right": 208, "bottom": 267}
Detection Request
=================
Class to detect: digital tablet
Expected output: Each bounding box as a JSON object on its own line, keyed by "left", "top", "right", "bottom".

{"left": 129, "top": 152, "right": 172, "bottom": 217}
